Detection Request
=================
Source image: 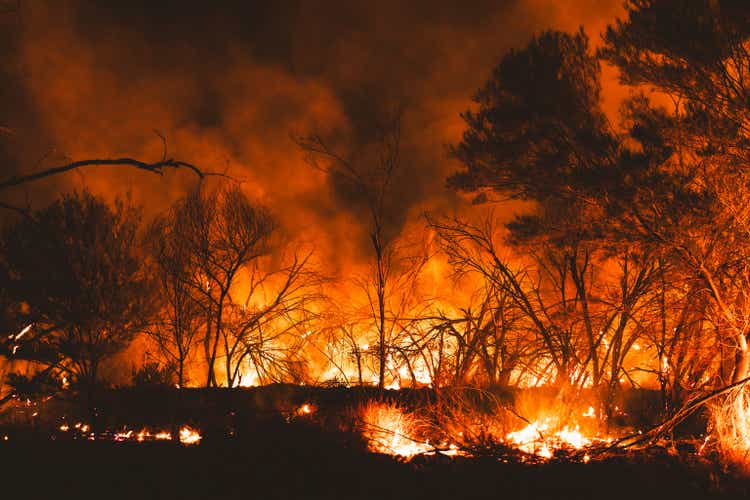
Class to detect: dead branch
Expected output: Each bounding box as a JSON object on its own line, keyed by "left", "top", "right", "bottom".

{"left": 0, "top": 157, "right": 224, "bottom": 191}
{"left": 592, "top": 375, "right": 750, "bottom": 456}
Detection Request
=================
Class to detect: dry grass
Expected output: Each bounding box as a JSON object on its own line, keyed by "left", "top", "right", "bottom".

{"left": 356, "top": 400, "right": 432, "bottom": 457}
{"left": 710, "top": 384, "right": 750, "bottom": 472}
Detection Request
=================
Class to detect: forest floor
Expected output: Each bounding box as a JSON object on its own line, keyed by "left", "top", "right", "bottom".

{"left": 0, "top": 385, "right": 747, "bottom": 499}
{"left": 0, "top": 429, "right": 746, "bottom": 500}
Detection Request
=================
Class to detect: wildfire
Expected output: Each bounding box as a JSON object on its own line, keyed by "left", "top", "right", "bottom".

{"left": 505, "top": 419, "right": 602, "bottom": 460}
{"left": 354, "top": 397, "right": 612, "bottom": 462}
{"left": 358, "top": 400, "right": 465, "bottom": 459}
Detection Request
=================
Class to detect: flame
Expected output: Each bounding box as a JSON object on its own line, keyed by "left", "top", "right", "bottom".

{"left": 112, "top": 428, "right": 172, "bottom": 442}
{"left": 114, "top": 430, "right": 134, "bottom": 441}
{"left": 555, "top": 426, "right": 591, "bottom": 449}
{"left": 505, "top": 419, "right": 594, "bottom": 458}
{"left": 59, "top": 422, "right": 201, "bottom": 445}
{"left": 297, "top": 403, "right": 314, "bottom": 415}
{"left": 238, "top": 368, "right": 260, "bottom": 388}
{"left": 359, "top": 401, "right": 431, "bottom": 458}
{"left": 179, "top": 426, "right": 202, "bottom": 445}
{"left": 711, "top": 384, "right": 750, "bottom": 471}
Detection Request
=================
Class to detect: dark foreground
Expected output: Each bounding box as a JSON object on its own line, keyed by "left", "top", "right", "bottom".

{"left": 1, "top": 424, "right": 747, "bottom": 500}
{"left": 0, "top": 385, "right": 745, "bottom": 499}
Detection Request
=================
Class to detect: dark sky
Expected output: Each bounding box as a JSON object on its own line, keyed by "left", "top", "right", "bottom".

{"left": 0, "top": 0, "right": 624, "bottom": 272}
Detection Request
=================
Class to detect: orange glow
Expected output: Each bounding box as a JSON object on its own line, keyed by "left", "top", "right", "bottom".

{"left": 179, "top": 426, "right": 202, "bottom": 446}
{"left": 298, "top": 403, "right": 314, "bottom": 416}
{"left": 359, "top": 401, "right": 432, "bottom": 458}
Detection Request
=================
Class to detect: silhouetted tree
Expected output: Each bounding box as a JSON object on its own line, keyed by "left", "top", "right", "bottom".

{"left": 601, "top": 0, "right": 750, "bottom": 383}
{"left": 0, "top": 191, "right": 152, "bottom": 407}
{"left": 446, "top": 30, "right": 662, "bottom": 412}
{"left": 296, "top": 107, "right": 403, "bottom": 390}
{"left": 145, "top": 216, "right": 205, "bottom": 387}
{"left": 157, "top": 185, "right": 278, "bottom": 387}
{"left": 449, "top": 29, "right": 616, "bottom": 209}
{"left": 224, "top": 249, "right": 324, "bottom": 387}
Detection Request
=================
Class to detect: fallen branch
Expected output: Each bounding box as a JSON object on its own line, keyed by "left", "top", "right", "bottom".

{"left": 593, "top": 375, "right": 750, "bottom": 455}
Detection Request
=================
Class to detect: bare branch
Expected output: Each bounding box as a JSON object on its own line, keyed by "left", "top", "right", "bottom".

{"left": 0, "top": 157, "right": 226, "bottom": 191}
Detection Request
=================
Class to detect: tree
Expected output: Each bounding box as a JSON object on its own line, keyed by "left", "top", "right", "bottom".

{"left": 447, "top": 29, "right": 610, "bottom": 383}
{"left": 223, "top": 249, "right": 324, "bottom": 387}
{"left": 145, "top": 216, "right": 205, "bottom": 388}
{"left": 314, "top": 233, "right": 438, "bottom": 389}
{"left": 295, "top": 106, "right": 403, "bottom": 390}
{"left": 449, "top": 29, "right": 616, "bottom": 209}
{"left": 0, "top": 156, "right": 216, "bottom": 215}
{"left": 445, "top": 30, "right": 663, "bottom": 412}
{"left": 600, "top": 0, "right": 750, "bottom": 383}
{"left": 0, "top": 191, "right": 152, "bottom": 403}
{"left": 156, "top": 185, "right": 275, "bottom": 387}
{"left": 450, "top": 6, "right": 750, "bottom": 391}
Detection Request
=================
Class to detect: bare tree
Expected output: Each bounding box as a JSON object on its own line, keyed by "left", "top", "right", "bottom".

{"left": 295, "top": 107, "right": 403, "bottom": 390}
{"left": 145, "top": 217, "right": 205, "bottom": 387}
{"left": 159, "top": 185, "right": 275, "bottom": 387}
{"left": 223, "top": 250, "right": 325, "bottom": 387}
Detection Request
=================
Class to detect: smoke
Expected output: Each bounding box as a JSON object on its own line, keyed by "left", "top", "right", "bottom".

{"left": 1, "top": 0, "right": 624, "bottom": 273}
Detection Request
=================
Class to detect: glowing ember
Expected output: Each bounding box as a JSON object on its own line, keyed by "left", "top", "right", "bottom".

{"left": 114, "top": 430, "right": 134, "bottom": 441}
{"left": 297, "top": 403, "right": 314, "bottom": 415}
{"left": 179, "top": 426, "right": 202, "bottom": 445}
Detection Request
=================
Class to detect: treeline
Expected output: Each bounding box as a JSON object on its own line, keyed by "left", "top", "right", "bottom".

{"left": 2, "top": 1, "right": 750, "bottom": 417}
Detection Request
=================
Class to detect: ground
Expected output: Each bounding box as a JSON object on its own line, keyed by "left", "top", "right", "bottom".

{"left": 1, "top": 424, "right": 747, "bottom": 499}
{"left": 0, "top": 385, "right": 747, "bottom": 499}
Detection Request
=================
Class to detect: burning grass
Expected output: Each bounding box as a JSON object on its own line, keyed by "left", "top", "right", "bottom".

{"left": 357, "top": 400, "right": 434, "bottom": 458}
{"left": 351, "top": 388, "right": 621, "bottom": 463}
{"left": 54, "top": 422, "right": 203, "bottom": 445}
{"left": 0, "top": 384, "right": 720, "bottom": 471}
{"left": 710, "top": 383, "right": 750, "bottom": 471}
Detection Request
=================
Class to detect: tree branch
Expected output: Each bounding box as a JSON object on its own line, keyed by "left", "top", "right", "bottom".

{"left": 0, "top": 157, "right": 223, "bottom": 191}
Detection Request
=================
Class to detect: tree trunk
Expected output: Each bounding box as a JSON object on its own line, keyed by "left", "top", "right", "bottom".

{"left": 178, "top": 358, "right": 185, "bottom": 388}
{"left": 372, "top": 229, "right": 387, "bottom": 391}
{"left": 732, "top": 333, "right": 750, "bottom": 383}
